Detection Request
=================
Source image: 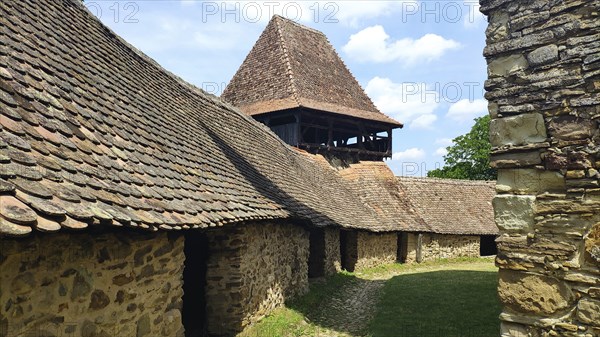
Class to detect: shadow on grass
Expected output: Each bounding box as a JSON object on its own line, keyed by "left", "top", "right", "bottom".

{"left": 241, "top": 266, "right": 500, "bottom": 337}
{"left": 367, "top": 270, "right": 500, "bottom": 337}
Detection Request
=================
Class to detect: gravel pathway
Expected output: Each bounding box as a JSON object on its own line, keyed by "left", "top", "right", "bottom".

{"left": 309, "top": 273, "right": 393, "bottom": 337}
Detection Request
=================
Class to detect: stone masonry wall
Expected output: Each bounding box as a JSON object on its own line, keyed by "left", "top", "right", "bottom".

{"left": 355, "top": 231, "right": 397, "bottom": 270}
{"left": 481, "top": 0, "right": 600, "bottom": 335}
{"left": 0, "top": 231, "right": 185, "bottom": 337}
{"left": 404, "top": 233, "right": 480, "bottom": 264}
{"left": 324, "top": 228, "right": 342, "bottom": 275}
{"left": 206, "top": 221, "right": 309, "bottom": 335}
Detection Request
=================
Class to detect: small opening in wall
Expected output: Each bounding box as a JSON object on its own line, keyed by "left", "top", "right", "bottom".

{"left": 308, "top": 227, "right": 326, "bottom": 278}
{"left": 340, "top": 230, "right": 357, "bottom": 272}
{"left": 182, "top": 231, "right": 210, "bottom": 337}
{"left": 397, "top": 233, "right": 408, "bottom": 263}
{"left": 479, "top": 235, "right": 498, "bottom": 256}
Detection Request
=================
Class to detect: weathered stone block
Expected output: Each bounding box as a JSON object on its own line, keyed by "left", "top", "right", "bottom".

{"left": 490, "top": 113, "right": 547, "bottom": 147}
{"left": 527, "top": 44, "right": 559, "bottom": 66}
{"left": 493, "top": 195, "right": 535, "bottom": 232}
{"left": 496, "top": 169, "right": 565, "bottom": 194}
{"left": 577, "top": 298, "right": 600, "bottom": 327}
{"left": 548, "top": 116, "right": 596, "bottom": 141}
{"left": 500, "top": 322, "right": 530, "bottom": 337}
{"left": 585, "top": 223, "right": 600, "bottom": 265}
{"left": 498, "top": 270, "right": 575, "bottom": 315}
{"left": 488, "top": 54, "right": 529, "bottom": 77}
{"left": 491, "top": 151, "right": 542, "bottom": 168}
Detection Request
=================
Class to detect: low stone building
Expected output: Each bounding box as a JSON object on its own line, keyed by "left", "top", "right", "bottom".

{"left": 397, "top": 177, "right": 498, "bottom": 263}
{"left": 0, "top": 1, "right": 406, "bottom": 336}
{"left": 481, "top": 0, "right": 600, "bottom": 335}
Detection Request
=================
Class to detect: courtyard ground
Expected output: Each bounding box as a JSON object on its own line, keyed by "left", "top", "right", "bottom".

{"left": 240, "top": 258, "right": 500, "bottom": 337}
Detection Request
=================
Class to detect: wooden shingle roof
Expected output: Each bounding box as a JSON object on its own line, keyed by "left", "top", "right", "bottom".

{"left": 0, "top": 0, "right": 410, "bottom": 236}
{"left": 221, "top": 15, "right": 402, "bottom": 127}
{"left": 396, "top": 177, "right": 498, "bottom": 235}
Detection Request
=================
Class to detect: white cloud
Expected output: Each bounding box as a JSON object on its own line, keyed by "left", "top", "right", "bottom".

{"left": 446, "top": 98, "right": 488, "bottom": 122}
{"left": 365, "top": 77, "right": 439, "bottom": 128}
{"left": 333, "top": 2, "right": 410, "bottom": 26}
{"left": 411, "top": 114, "right": 438, "bottom": 129}
{"left": 463, "top": 1, "right": 486, "bottom": 29}
{"left": 391, "top": 148, "right": 426, "bottom": 162}
{"left": 343, "top": 25, "right": 460, "bottom": 64}
{"left": 435, "top": 147, "right": 449, "bottom": 156}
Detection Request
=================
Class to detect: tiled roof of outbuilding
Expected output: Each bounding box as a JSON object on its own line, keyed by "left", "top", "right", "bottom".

{"left": 338, "top": 162, "right": 430, "bottom": 232}
{"left": 221, "top": 15, "right": 402, "bottom": 127}
{"left": 0, "top": 0, "right": 403, "bottom": 236}
{"left": 396, "top": 177, "right": 498, "bottom": 235}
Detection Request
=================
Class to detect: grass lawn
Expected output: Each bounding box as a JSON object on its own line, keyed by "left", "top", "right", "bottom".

{"left": 240, "top": 258, "right": 499, "bottom": 337}
{"left": 367, "top": 261, "right": 500, "bottom": 337}
{"left": 238, "top": 272, "right": 356, "bottom": 337}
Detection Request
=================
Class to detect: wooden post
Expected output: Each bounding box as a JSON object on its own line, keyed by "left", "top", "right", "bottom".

{"left": 387, "top": 127, "right": 392, "bottom": 154}
{"left": 327, "top": 118, "right": 333, "bottom": 147}
{"left": 416, "top": 233, "right": 423, "bottom": 263}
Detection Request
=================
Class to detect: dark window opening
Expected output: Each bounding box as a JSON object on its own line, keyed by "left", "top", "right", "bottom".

{"left": 183, "top": 232, "right": 210, "bottom": 337}
{"left": 480, "top": 235, "right": 497, "bottom": 256}
{"left": 308, "top": 228, "right": 326, "bottom": 278}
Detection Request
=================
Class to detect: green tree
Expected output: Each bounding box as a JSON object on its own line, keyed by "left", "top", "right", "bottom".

{"left": 428, "top": 115, "right": 497, "bottom": 180}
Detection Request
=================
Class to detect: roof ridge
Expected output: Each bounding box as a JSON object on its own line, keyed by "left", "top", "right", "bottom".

{"left": 272, "top": 14, "right": 326, "bottom": 36}
{"left": 273, "top": 16, "right": 301, "bottom": 107}
{"left": 397, "top": 176, "right": 496, "bottom": 185}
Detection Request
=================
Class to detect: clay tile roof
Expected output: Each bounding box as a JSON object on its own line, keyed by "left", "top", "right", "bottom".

{"left": 396, "top": 177, "right": 499, "bottom": 235}
{"left": 221, "top": 15, "right": 402, "bottom": 127}
{"left": 0, "top": 0, "right": 402, "bottom": 236}
{"left": 338, "top": 162, "right": 430, "bottom": 232}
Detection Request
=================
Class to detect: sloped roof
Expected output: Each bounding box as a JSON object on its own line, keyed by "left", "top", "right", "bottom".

{"left": 221, "top": 15, "right": 402, "bottom": 127}
{"left": 338, "top": 162, "right": 430, "bottom": 232}
{"left": 0, "top": 0, "right": 408, "bottom": 237}
{"left": 396, "top": 177, "right": 498, "bottom": 235}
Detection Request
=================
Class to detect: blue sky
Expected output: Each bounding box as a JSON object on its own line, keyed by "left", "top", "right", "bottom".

{"left": 91, "top": 0, "right": 489, "bottom": 176}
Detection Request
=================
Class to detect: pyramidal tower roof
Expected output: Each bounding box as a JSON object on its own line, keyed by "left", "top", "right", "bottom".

{"left": 222, "top": 15, "right": 402, "bottom": 127}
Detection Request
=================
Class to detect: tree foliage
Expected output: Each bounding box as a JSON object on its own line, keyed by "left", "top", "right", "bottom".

{"left": 427, "top": 115, "right": 497, "bottom": 180}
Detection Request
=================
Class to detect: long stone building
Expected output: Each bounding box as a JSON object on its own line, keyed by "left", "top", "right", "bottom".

{"left": 0, "top": 1, "right": 500, "bottom": 337}
{"left": 397, "top": 177, "right": 498, "bottom": 262}
{"left": 482, "top": 0, "right": 600, "bottom": 336}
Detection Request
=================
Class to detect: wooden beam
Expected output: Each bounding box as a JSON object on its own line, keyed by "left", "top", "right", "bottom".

{"left": 327, "top": 118, "right": 334, "bottom": 147}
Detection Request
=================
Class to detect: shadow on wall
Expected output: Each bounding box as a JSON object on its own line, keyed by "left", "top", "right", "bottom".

{"left": 283, "top": 269, "right": 500, "bottom": 337}
{"left": 199, "top": 119, "right": 338, "bottom": 229}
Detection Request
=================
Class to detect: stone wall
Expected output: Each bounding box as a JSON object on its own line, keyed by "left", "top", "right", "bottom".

{"left": 0, "top": 231, "right": 185, "bottom": 337}
{"left": 403, "top": 233, "right": 480, "bottom": 263}
{"left": 206, "top": 222, "right": 309, "bottom": 335}
{"left": 481, "top": 0, "right": 600, "bottom": 335}
{"left": 323, "top": 228, "right": 342, "bottom": 275}
{"left": 354, "top": 231, "right": 398, "bottom": 270}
